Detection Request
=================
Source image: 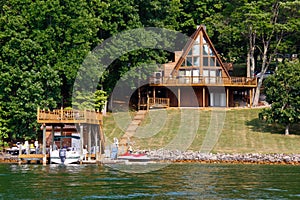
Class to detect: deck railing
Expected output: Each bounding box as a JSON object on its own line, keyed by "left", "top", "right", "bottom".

{"left": 148, "top": 97, "right": 170, "bottom": 108}
{"left": 150, "top": 76, "right": 257, "bottom": 86}
{"left": 37, "top": 108, "right": 103, "bottom": 124}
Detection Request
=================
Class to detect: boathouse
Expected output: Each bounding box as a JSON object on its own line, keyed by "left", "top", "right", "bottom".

{"left": 136, "top": 25, "right": 257, "bottom": 109}
{"left": 22, "top": 108, "right": 105, "bottom": 165}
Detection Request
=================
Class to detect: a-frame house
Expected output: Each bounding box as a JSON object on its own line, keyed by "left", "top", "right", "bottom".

{"left": 136, "top": 25, "right": 257, "bottom": 109}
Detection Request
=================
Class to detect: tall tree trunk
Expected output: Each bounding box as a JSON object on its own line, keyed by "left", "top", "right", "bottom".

{"left": 247, "top": 26, "right": 256, "bottom": 78}
{"left": 253, "top": 2, "right": 281, "bottom": 106}
{"left": 249, "top": 26, "right": 256, "bottom": 78}
{"left": 247, "top": 51, "right": 251, "bottom": 78}
{"left": 285, "top": 124, "right": 290, "bottom": 135}
{"left": 253, "top": 43, "right": 269, "bottom": 106}
{"left": 250, "top": 33, "right": 256, "bottom": 78}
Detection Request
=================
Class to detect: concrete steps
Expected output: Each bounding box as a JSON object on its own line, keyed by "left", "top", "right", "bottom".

{"left": 119, "top": 110, "right": 148, "bottom": 146}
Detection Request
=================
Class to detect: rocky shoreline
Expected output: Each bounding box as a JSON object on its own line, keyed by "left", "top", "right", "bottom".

{"left": 146, "top": 150, "right": 300, "bottom": 165}
{"left": 2, "top": 150, "right": 300, "bottom": 165}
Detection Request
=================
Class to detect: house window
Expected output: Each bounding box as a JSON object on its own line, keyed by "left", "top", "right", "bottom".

{"left": 203, "top": 45, "right": 209, "bottom": 55}
{"left": 210, "top": 92, "right": 226, "bottom": 107}
{"left": 192, "top": 69, "right": 200, "bottom": 83}
{"left": 186, "top": 57, "right": 192, "bottom": 66}
{"left": 209, "top": 57, "right": 215, "bottom": 67}
{"left": 194, "top": 56, "right": 200, "bottom": 66}
{"left": 193, "top": 44, "right": 200, "bottom": 56}
{"left": 203, "top": 57, "right": 209, "bottom": 66}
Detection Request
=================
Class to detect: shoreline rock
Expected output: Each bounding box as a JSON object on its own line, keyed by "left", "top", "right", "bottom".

{"left": 2, "top": 150, "right": 300, "bottom": 165}
{"left": 144, "top": 150, "right": 300, "bottom": 165}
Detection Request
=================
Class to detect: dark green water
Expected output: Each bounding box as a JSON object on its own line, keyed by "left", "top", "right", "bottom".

{"left": 0, "top": 163, "right": 300, "bottom": 199}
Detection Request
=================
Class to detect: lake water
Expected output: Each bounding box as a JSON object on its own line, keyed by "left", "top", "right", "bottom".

{"left": 0, "top": 163, "right": 300, "bottom": 199}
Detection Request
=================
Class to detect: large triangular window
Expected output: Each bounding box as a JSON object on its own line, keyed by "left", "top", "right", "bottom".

{"left": 182, "top": 34, "right": 221, "bottom": 70}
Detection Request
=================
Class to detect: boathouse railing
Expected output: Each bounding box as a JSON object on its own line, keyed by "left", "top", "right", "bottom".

{"left": 37, "top": 107, "right": 102, "bottom": 124}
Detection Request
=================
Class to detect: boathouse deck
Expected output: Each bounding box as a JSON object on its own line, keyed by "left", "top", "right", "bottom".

{"left": 37, "top": 107, "right": 103, "bottom": 124}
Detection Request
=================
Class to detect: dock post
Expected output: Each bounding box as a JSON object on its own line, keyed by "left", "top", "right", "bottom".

{"left": 18, "top": 144, "right": 22, "bottom": 165}
{"left": 42, "top": 124, "right": 47, "bottom": 165}
{"left": 88, "top": 125, "right": 91, "bottom": 161}
{"left": 80, "top": 125, "right": 83, "bottom": 164}
{"left": 95, "top": 125, "right": 99, "bottom": 162}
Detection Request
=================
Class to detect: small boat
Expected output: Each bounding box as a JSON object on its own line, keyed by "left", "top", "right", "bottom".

{"left": 50, "top": 135, "right": 81, "bottom": 164}
{"left": 117, "top": 152, "right": 152, "bottom": 162}
{"left": 50, "top": 148, "right": 81, "bottom": 164}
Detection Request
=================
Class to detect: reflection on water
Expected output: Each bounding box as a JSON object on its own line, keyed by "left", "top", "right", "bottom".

{"left": 0, "top": 163, "right": 300, "bottom": 199}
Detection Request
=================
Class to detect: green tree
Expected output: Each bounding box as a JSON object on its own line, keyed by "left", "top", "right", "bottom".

{"left": 72, "top": 90, "right": 107, "bottom": 111}
{"left": 0, "top": 0, "right": 100, "bottom": 141}
{"left": 259, "top": 60, "right": 300, "bottom": 135}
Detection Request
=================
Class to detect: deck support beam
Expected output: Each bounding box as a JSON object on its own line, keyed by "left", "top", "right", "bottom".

{"left": 88, "top": 125, "right": 91, "bottom": 161}
{"left": 94, "top": 125, "right": 99, "bottom": 162}
{"left": 42, "top": 124, "right": 47, "bottom": 165}
{"left": 249, "top": 89, "right": 252, "bottom": 108}
{"left": 178, "top": 87, "right": 181, "bottom": 107}
{"left": 60, "top": 126, "right": 63, "bottom": 148}
{"left": 203, "top": 87, "right": 205, "bottom": 107}
{"left": 226, "top": 88, "right": 229, "bottom": 108}
{"left": 79, "top": 125, "right": 83, "bottom": 164}
{"left": 51, "top": 125, "right": 54, "bottom": 149}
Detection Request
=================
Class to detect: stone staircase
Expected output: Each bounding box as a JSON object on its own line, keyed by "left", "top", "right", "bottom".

{"left": 119, "top": 110, "right": 147, "bottom": 146}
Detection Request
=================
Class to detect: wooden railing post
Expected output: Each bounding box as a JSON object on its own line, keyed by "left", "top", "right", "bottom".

{"left": 60, "top": 107, "right": 63, "bottom": 120}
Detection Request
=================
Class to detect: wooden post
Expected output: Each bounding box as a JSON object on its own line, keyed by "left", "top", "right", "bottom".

{"left": 42, "top": 124, "right": 47, "bottom": 165}
{"left": 51, "top": 125, "right": 54, "bottom": 149}
{"left": 138, "top": 87, "right": 141, "bottom": 111}
{"left": 94, "top": 125, "right": 99, "bottom": 162}
{"left": 153, "top": 87, "right": 156, "bottom": 103}
{"left": 49, "top": 125, "right": 55, "bottom": 164}
{"left": 178, "top": 87, "right": 181, "bottom": 107}
{"left": 60, "top": 107, "right": 63, "bottom": 120}
{"left": 18, "top": 144, "right": 22, "bottom": 165}
{"left": 252, "top": 88, "right": 255, "bottom": 107}
{"left": 249, "top": 89, "right": 252, "bottom": 108}
{"left": 79, "top": 125, "right": 83, "bottom": 164}
{"left": 226, "top": 88, "right": 229, "bottom": 108}
{"left": 60, "top": 125, "right": 63, "bottom": 148}
{"left": 147, "top": 96, "right": 149, "bottom": 111}
{"left": 202, "top": 87, "right": 205, "bottom": 107}
{"left": 88, "top": 125, "right": 91, "bottom": 161}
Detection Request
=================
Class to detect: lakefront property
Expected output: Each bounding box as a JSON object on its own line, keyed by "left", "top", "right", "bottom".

{"left": 135, "top": 25, "right": 257, "bottom": 110}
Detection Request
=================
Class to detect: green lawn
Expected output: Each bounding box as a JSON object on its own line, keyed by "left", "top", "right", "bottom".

{"left": 103, "top": 108, "right": 300, "bottom": 154}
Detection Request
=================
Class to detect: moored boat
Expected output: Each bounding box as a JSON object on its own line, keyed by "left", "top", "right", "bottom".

{"left": 50, "top": 135, "right": 81, "bottom": 164}
{"left": 117, "top": 152, "right": 152, "bottom": 162}
{"left": 50, "top": 148, "right": 81, "bottom": 164}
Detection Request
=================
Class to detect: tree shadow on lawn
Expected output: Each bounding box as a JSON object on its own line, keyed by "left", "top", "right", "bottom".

{"left": 245, "top": 118, "right": 300, "bottom": 136}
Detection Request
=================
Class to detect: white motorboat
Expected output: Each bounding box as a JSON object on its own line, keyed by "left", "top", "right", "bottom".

{"left": 50, "top": 135, "right": 81, "bottom": 164}
{"left": 50, "top": 148, "right": 81, "bottom": 164}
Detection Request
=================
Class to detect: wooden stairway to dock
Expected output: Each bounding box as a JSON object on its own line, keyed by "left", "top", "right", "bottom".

{"left": 119, "top": 110, "right": 148, "bottom": 146}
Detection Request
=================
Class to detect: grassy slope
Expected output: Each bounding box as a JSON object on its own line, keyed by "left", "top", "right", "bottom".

{"left": 103, "top": 109, "right": 300, "bottom": 154}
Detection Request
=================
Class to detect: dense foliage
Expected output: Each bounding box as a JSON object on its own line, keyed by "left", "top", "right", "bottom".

{"left": 0, "top": 0, "right": 299, "bottom": 144}
{"left": 259, "top": 61, "right": 300, "bottom": 135}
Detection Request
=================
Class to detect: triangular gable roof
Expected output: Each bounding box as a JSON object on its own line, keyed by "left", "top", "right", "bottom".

{"left": 170, "top": 25, "right": 230, "bottom": 78}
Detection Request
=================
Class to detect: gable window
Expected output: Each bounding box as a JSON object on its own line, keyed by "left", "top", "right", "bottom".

{"left": 177, "top": 27, "right": 227, "bottom": 82}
